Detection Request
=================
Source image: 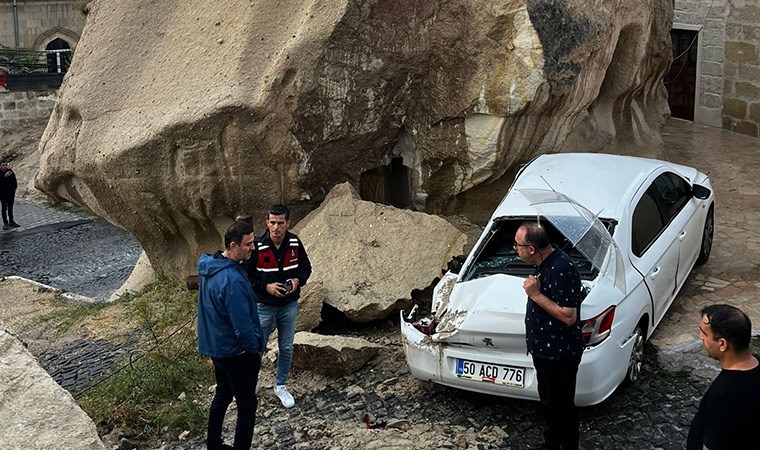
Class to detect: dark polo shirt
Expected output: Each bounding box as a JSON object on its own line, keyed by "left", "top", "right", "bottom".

{"left": 525, "top": 247, "right": 584, "bottom": 360}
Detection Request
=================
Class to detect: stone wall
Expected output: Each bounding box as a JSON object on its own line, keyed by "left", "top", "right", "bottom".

{"left": 0, "top": 90, "right": 57, "bottom": 127}
{"left": 723, "top": 0, "right": 760, "bottom": 137}
{"left": 673, "top": 0, "right": 727, "bottom": 128}
{"left": 673, "top": 0, "right": 760, "bottom": 137}
{"left": 0, "top": 0, "right": 84, "bottom": 49}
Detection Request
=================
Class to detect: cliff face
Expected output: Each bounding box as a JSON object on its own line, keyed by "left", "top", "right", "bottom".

{"left": 35, "top": 0, "right": 672, "bottom": 277}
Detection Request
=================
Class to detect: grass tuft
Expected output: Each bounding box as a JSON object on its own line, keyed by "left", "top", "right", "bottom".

{"left": 77, "top": 278, "right": 213, "bottom": 445}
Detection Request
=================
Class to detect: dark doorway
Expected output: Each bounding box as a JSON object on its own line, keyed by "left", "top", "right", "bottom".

{"left": 46, "top": 38, "right": 72, "bottom": 74}
{"left": 359, "top": 157, "right": 412, "bottom": 208}
{"left": 665, "top": 29, "right": 698, "bottom": 121}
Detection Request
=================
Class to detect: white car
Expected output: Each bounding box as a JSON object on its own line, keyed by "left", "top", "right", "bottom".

{"left": 401, "top": 153, "right": 714, "bottom": 406}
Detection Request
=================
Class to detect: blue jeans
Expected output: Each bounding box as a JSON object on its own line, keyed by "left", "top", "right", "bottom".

{"left": 257, "top": 300, "right": 298, "bottom": 386}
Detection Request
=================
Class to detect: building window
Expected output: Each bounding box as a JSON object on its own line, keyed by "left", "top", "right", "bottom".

{"left": 46, "top": 38, "right": 72, "bottom": 74}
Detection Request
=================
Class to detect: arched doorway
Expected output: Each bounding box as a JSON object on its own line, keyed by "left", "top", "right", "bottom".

{"left": 46, "top": 38, "right": 72, "bottom": 74}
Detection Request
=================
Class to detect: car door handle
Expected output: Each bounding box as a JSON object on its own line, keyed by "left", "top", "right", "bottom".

{"left": 679, "top": 231, "right": 687, "bottom": 240}
{"left": 650, "top": 266, "right": 661, "bottom": 280}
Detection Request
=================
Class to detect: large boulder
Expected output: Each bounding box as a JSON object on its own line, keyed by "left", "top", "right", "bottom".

{"left": 0, "top": 325, "right": 106, "bottom": 450}
{"left": 35, "top": 0, "right": 672, "bottom": 278}
{"left": 294, "top": 183, "right": 466, "bottom": 322}
{"left": 291, "top": 332, "right": 382, "bottom": 377}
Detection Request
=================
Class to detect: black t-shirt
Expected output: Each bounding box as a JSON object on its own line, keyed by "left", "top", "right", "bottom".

{"left": 686, "top": 360, "right": 760, "bottom": 450}
{"left": 524, "top": 247, "right": 584, "bottom": 360}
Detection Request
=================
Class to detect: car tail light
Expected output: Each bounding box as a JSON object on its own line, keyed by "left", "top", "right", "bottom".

{"left": 581, "top": 306, "right": 615, "bottom": 347}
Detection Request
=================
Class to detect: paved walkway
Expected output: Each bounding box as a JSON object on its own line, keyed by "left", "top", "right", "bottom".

{"left": 0, "top": 199, "right": 141, "bottom": 300}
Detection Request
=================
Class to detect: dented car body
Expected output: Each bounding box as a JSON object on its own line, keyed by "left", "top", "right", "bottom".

{"left": 401, "top": 153, "right": 714, "bottom": 406}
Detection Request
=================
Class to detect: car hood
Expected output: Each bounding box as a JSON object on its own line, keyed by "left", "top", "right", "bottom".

{"left": 434, "top": 274, "right": 527, "bottom": 352}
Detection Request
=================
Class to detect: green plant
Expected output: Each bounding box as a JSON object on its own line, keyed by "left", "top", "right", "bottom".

{"left": 0, "top": 44, "right": 46, "bottom": 74}
{"left": 77, "top": 278, "right": 212, "bottom": 446}
{"left": 33, "top": 297, "right": 113, "bottom": 334}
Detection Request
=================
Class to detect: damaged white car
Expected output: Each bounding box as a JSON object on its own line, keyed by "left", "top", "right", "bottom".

{"left": 401, "top": 153, "right": 714, "bottom": 406}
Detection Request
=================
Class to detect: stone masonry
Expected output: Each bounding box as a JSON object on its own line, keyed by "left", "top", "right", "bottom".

{"left": 723, "top": 0, "right": 760, "bottom": 137}
{"left": 0, "top": 90, "right": 57, "bottom": 127}
{"left": 0, "top": 0, "right": 84, "bottom": 50}
{"left": 674, "top": 0, "right": 760, "bottom": 137}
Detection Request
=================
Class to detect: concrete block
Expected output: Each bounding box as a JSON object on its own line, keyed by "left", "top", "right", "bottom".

{"left": 701, "top": 60, "right": 723, "bottom": 77}
{"left": 722, "top": 98, "right": 747, "bottom": 119}
{"left": 738, "top": 64, "right": 760, "bottom": 82}
{"left": 732, "top": 120, "right": 759, "bottom": 137}
{"left": 724, "top": 61, "right": 738, "bottom": 77}
{"left": 701, "top": 75, "right": 723, "bottom": 95}
{"left": 702, "top": 28, "right": 724, "bottom": 47}
{"left": 702, "top": 93, "right": 722, "bottom": 109}
{"left": 749, "top": 103, "right": 760, "bottom": 123}
{"left": 725, "top": 41, "right": 759, "bottom": 64}
{"left": 702, "top": 45, "right": 724, "bottom": 62}
{"left": 724, "top": 79, "right": 733, "bottom": 96}
{"left": 729, "top": 5, "right": 760, "bottom": 24}
{"left": 735, "top": 81, "right": 760, "bottom": 100}
{"left": 741, "top": 25, "right": 760, "bottom": 42}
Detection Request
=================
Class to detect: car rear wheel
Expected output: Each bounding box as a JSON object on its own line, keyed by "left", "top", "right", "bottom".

{"left": 625, "top": 325, "right": 645, "bottom": 384}
{"left": 696, "top": 205, "right": 714, "bottom": 265}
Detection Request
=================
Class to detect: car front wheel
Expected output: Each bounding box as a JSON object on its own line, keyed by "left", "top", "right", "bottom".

{"left": 625, "top": 325, "right": 645, "bottom": 384}
{"left": 696, "top": 205, "right": 714, "bottom": 265}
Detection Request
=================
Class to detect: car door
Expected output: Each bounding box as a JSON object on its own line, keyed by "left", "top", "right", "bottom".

{"left": 651, "top": 172, "right": 702, "bottom": 287}
{"left": 629, "top": 175, "right": 681, "bottom": 329}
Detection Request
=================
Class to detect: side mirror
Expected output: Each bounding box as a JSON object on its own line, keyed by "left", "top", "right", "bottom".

{"left": 692, "top": 184, "right": 711, "bottom": 200}
{"left": 446, "top": 255, "right": 465, "bottom": 274}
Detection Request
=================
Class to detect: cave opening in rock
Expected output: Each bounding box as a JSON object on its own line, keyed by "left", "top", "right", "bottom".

{"left": 359, "top": 157, "right": 412, "bottom": 209}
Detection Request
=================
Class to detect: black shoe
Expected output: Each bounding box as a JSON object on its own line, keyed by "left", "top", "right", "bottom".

{"left": 2, "top": 224, "right": 8, "bottom": 230}
{"left": 9, "top": 222, "right": 20, "bottom": 228}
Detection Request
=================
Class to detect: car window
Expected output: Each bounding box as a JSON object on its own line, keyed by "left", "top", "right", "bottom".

{"left": 632, "top": 190, "right": 664, "bottom": 257}
{"left": 652, "top": 172, "right": 690, "bottom": 222}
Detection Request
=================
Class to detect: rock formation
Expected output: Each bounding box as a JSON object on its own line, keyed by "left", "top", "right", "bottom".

{"left": 291, "top": 331, "right": 382, "bottom": 377}
{"left": 0, "top": 325, "right": 106, "bottom": 450}
{"left": 35, "top": 0, "right": 672, "bottom": 278}
{"left": 294, "top": 183, "right": 466, "bottom": 322}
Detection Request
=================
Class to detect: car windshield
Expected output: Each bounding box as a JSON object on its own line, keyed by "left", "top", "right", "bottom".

{"left": 460, "top": 217, "right": 616, "bottom": 282}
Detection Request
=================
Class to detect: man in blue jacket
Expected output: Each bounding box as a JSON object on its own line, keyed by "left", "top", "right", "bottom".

{"left": 197, "top": 220, "right": 265, "bottom": 450}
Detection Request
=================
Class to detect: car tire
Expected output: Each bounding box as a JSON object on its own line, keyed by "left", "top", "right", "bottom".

{"left": 625, "top": 325, "right": 645, "bottom": 385}
{"left": 696, "top": 205, "right": 714, "bottom": 266}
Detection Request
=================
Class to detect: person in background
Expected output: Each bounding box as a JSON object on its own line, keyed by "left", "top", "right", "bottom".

{"left": 197, "top": 220, "right": 265, "bottom": 450}
{"left": 0, "top": 161, "right": 19, "bottom": 229}
{"left": 687, "top": 304, "right": 759, "bottom": 450}
{"left": 248, "top": 204, "right": 312, "bottom": 409}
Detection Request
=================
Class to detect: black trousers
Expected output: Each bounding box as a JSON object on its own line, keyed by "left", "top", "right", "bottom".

{"left": 532, "top": 354, "right": 582, "bottom": 450}
{"left": 1, "top": 193, "right": 14, "bottom": 224}
{"left": 208, "top": 352, "right": 262, "bottom": 450}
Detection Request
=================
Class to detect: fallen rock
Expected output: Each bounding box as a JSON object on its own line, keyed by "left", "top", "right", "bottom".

{"left": 0, "top": 325, "right": 106, "bottom": 450}
{"left": 296, "top": 281, "right": 325, "bottom": 332}
{"left": 35, "top": 0, "right": 672, "bottom": 279}
{"left": 291, "top": 332, "right": 382, "bottom": 377}
{"left": 294, "top": 183, "right": 466, "bottom": 322}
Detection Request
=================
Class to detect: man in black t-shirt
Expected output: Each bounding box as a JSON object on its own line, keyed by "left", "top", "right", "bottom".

{"left": 687, "top": 304, "right": 760, "bottom": 450}
{"left": 515, "top": 222, "right": 584, "bottom": 450}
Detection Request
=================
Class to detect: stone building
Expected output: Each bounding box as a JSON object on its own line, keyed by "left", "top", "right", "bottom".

{"left": 0, "top": 0, "right": 85, "bottom": 73}
{"left": 669, "top": 0, "right": 760, "bottom": 137}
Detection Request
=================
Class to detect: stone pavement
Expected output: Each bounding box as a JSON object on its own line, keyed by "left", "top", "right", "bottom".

{"left": 0, "top": 199, "right": 141, "bottom": 299}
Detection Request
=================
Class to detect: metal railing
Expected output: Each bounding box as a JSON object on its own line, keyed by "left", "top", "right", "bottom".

{"left": 0, "top": 47, "right": 72, "bottom": 74}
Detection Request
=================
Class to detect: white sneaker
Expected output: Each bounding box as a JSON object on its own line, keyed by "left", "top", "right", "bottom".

{"left": 273, "top": 385, "right": 295, "bottom": 408}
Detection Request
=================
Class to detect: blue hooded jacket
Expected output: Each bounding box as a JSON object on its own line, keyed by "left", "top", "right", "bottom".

{"left": 196, "top": 251, "right": 265, "bottom": 358}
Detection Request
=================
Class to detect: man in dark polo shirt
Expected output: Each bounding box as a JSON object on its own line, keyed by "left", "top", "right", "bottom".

{"left": 515, "top": 222, "right": 584, "bottom": 450}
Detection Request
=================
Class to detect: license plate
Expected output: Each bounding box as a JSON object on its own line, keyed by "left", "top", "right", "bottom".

{"left": 456, "top": 358, "right": 525, "bottom": 388}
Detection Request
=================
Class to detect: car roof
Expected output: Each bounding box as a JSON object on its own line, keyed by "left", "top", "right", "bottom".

{"left": 494, "top": 153, "right": 687, "bottom": 220}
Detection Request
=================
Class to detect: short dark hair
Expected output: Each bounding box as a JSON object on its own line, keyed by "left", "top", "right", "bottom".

{"left": 268, "top": 204, "right": 290, "bottom": 220}
{"left": 519, "top": 222, "right": 551, "bottom": 249}
{"left": 224, "top": 220, "right": 254, "bottom": 249}
{"left": 701, "top": 304, "right": 752, "bottom": 351}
